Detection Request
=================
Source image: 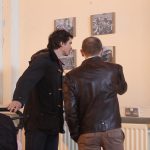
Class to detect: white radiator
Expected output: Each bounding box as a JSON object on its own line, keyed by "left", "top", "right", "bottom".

{"left": 122, "top": 123, "right": 148, "bottom": 150}
{"left": 58, "top": 123, "right": 78, "bottom": 150}
{"left": 58, "top": 123, "right": 148, "bottom": 150}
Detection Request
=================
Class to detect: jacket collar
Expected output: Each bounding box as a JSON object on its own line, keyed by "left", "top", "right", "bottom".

{"left": 81, "top": 56, "right": 102, "bottom": 66}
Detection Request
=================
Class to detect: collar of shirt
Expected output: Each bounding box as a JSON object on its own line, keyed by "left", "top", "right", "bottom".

{"left": 85, "top": 55, "right": 100, "bottom": 60}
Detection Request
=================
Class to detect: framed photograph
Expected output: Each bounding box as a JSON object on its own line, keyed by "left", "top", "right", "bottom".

{"left": 101, "top": 46, "right": 115, "bottom": 63}
{"left": 54, "top": 17, "right": 76, "bottom": 36}
{"left": 59, "top": 49, "right": 76, "bottom": 70}
{"left": 125, "top": 107, "right": 139, "bottom": 117}
{"left": 91, "top": 12, "right": 115, "bottom": 35}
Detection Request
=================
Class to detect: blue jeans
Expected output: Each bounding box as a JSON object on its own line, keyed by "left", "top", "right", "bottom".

{"left": 25, "top": 130, "right": 59, "bottom": 150}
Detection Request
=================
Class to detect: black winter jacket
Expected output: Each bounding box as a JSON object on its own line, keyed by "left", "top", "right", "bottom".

{"left": 63, "top": 56, "right": 127, "bottom": 142}
{"left": 13, "top": 49, "right": 64, "bottom": 134}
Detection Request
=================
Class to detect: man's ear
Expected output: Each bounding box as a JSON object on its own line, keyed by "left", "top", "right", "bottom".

{"left": 59, "top": 42, "right": 64, "bottom": 47}
{"left": 80, "top": 49, "right": 84, "bottom": 57}
{"left": 99, "top": 50, "right": 103, "bottom": 57}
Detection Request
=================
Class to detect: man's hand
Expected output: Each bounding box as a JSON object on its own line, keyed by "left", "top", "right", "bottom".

{"left": 7, "top": 100, "right": 22, "bottom": 112}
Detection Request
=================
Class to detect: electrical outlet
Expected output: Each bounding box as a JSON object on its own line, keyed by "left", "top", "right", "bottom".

{"left": 125, "top": 107, "right": 139, "bottom": 117}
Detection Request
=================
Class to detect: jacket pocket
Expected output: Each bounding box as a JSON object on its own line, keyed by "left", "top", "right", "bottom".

{"left": 107, "top": 128, "right": 125, "bottom": 144}
{"left": 37, "top": 112, "right": 59, "bottom": 130}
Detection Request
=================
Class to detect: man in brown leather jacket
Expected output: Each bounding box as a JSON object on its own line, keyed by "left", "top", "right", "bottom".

{"left": 63, "top": 37, "right": 127, "bottom": 150}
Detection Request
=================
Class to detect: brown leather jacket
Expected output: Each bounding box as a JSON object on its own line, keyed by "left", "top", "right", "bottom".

{"left": 63, "top": 56, "right": 127, "bottom": 142}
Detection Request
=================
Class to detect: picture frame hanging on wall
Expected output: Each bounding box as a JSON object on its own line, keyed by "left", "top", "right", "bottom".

{"left": 91, "top": 12, "right": 115, "bottom": 35}
{"left": 54, "top": 17, "right": 76, "bottom": 36}
{"left": 101, "top": 46, "right": 115, "bottom": 63}
{"left": 59, "top": 49, "right": 77, "bottom": 71}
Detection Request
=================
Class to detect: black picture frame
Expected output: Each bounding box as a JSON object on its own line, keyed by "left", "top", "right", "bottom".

{"left": 54, "top": 17, "right": 76, "bottom": 36}
{"left": 91, "top": 12, "right": 115, "bottom": 35}
{"left": 59, "top": 49, "right": 77, "bottom": 71}
{"left": 101, "top": 46, "right": 115, "bottom": 63}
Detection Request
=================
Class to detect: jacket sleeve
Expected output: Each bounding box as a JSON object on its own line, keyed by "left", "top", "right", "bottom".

{"left": 13, "top": 56, "right": 48, "bottom": 105}
{"left": 63, "top": 74, "right": 80, "bottom": 142}
{"left": 115, "top": 65, "right": 127, "bottom": 95}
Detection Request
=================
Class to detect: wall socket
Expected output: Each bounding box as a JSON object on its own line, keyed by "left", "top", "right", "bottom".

{"left": 125, "top": 107, "right": 139, "bottom": 117}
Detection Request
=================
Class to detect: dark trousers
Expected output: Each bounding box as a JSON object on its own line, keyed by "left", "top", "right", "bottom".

{"left": 25, "top": 130, "right": 59, "bottom": 150}
{"left": 78, "top": 128, "right": 125, "bottom": 150}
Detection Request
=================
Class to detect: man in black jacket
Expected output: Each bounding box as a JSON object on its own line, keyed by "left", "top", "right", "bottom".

{"left": 8, "top": 29, "right": 73, "bottom": 150}
{"left": 63, "top": 37, "right": 127, "bottom": 150}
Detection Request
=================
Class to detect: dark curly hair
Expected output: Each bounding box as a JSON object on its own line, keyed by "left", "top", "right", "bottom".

{"left": 47, "top": 29, "right": 73, "bottom": 50}
{"left": 47, "top": 29, "right": 73, "bottom": 61}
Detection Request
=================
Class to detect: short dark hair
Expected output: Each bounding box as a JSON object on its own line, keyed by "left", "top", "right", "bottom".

{"left": 47, "top": 29, "right": 73, "bottom": 50}
{"left": 82, "top": 37, "right": 102, "bottom": 56}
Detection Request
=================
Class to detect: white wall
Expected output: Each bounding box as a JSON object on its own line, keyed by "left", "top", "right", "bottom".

{"left": 0, "top": 0, "right": 3, "bottom": 104}
{"left": 1, "top": 0, "right": 19, "bottom": 106}
{"left": 1, "top": 0, "right": 150, "bottom": 116}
